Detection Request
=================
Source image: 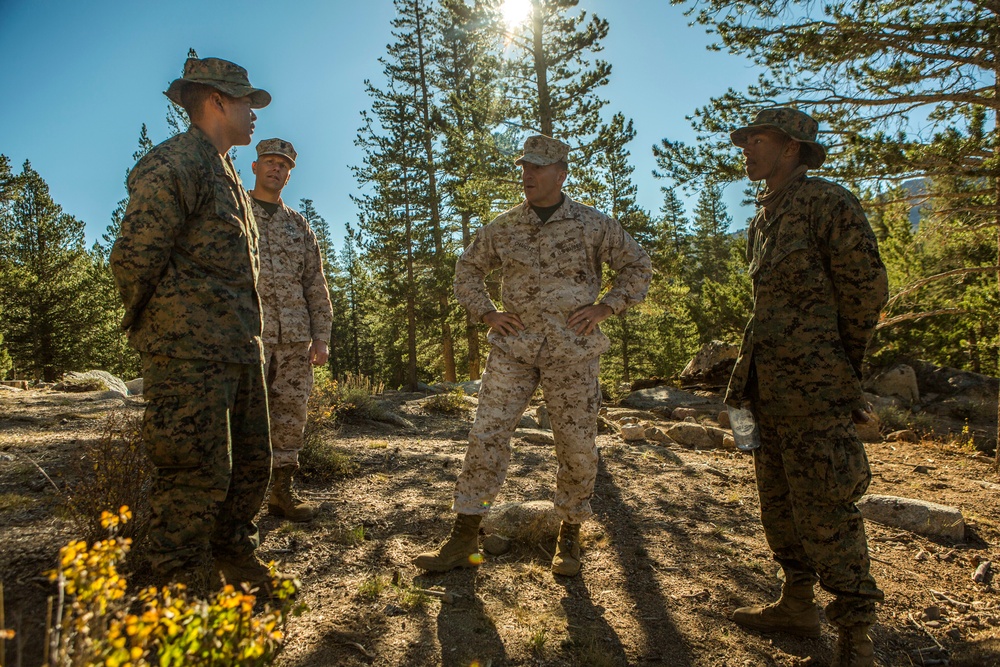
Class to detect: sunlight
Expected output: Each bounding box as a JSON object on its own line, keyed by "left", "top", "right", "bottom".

{"left": 500, "top": 0, "right": 532, "bottom": 29}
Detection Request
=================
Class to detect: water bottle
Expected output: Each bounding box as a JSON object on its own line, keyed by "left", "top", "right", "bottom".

{"left": 728, "top": 406, "right": 761, "bottom": 451}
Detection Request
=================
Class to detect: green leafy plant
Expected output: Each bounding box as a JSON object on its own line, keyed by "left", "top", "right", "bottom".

{"left": 45, "top": 506, "right": 301, "bottom": 666}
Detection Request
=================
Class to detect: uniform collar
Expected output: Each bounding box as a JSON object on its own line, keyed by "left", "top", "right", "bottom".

{"left": 520, "top": 193, "right": 579, "bottom": 225}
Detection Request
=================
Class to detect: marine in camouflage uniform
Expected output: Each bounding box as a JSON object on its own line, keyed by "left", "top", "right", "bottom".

{"left": 248, "top": 138, "right": 333, "bottom": 523}
{"left": 413, "top": 135, "right": 651, "bottom": 577}
{"left": 724, "top": 108, "right": 888, "bottom": 667}
{"left": 110, "top": 57, "right": 273, "bottom": 592}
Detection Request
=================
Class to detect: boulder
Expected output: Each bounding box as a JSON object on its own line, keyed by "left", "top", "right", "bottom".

{"left": 535, "top": 404, "right": 552, "bottom": 430}
{"left": 672, "top": 407, "right": 700, "bottom": 421}
{"left": 54, "top": 370, "right": 128, "bottom": 398}
{"left": 886, "top": 429, "right": 918, "bottom": 443}
{"left": 620, "top": 386, "right": 710, "bottom": 412}
{"left": 482, "top": 500, "right": 561, "bottom": 544}
{"left": 644, "top": 426, "right": 675, "bottom": 445}
{"left": 515, "top": 428, "right": 554, "bottom": 446}
{"left": 665, "top": 422, "right": 728, "bottom": 450}
{"left": 854, "top": 416, "right": 883, "bottom": 443}
{"left": 518, "top": 413, "right": 539, "bottom": 429}
{"left": 857, "top": 494, "right": 965, "bottom": 541}
{"left": 679, "top": 340, "right": 739, "bottom": 388}
{"left": 620, "top": 423, "right": 647, "bottom": 441}
{"left": 458, "top": 380, "right": 482, "bottom": 396}
{"left": 125, "top": 377, "right": 144, "bottom": 396}
{"left": 868, "top": 364, "right": 919, "bottom": 406}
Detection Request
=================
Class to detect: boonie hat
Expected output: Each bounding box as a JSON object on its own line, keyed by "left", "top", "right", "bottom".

{"left": 255, "top": 138, "right": 297, "bottom": 167}
{"left": 514, "top": 135, "right": 571, "bottom": 166}
{"left": 165, "top": 57, "right": 271, "bottom": 109}
{"left": 730, "top": 107, "right": 826, "bottom": 169}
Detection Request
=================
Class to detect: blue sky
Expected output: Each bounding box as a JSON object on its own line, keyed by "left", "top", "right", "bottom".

{"left": 0, "top": 0, "right": 762, "bottom": 249}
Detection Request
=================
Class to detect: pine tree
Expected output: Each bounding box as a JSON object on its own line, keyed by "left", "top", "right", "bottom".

{"left": 684, "top": 185, "right": 746, "bottom": 343}
{"left": 433, "top": 0, "right": 522, "bottom": 379}
{"left": 503, "top": 0, "right": 612, "bottom": 191}
{"left": 589, "top": 112, "right": 654, "bottom": 384}
{"left": 165, "top": 48, "right": 199, "bottom": 137}
{"left": 0, "top": 162, "right": 102, "bottom": 381}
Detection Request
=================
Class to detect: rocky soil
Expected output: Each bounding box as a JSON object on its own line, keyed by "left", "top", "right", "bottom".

{"left": 2, "top": 385, "right": 1000, "bottom": 666}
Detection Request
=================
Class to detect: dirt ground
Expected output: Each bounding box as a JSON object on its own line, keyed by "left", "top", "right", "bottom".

{"left": 2, "top": 387, "right": 1000, "bottom": 667}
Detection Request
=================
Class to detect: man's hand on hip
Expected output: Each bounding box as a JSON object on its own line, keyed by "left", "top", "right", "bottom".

{"left": 568, "top": 304, "right": 613, "bottom": 335}
{"left": 310, "top": 340, "right": 329, "bottom": 366}
{"left": 482, "top": 311, "right": 525, "bottom": 336}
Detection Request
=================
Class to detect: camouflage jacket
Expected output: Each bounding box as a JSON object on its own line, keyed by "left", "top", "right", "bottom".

{"left": 455, "top": 195, "right": 651, "bottom": 364}
{"left": 725, "top": 173, "right": 888, "bottom": 416}
{"left": 251, "top": 199, "right": 333, "bottom": 345}
{"left": 110, "top": 126, "right": 264, "bottom": 364}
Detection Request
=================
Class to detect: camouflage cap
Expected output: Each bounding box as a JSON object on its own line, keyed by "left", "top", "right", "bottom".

{"left": 514, "top": 134, "right": 571, "bottom": 167}
{"left": 255, "top": 138, "right": 297, "bottom": 167}
{"left": 730, "top": 107, "right": 826, "bottom": 169}
{"left": 164, "top": 57, "right": 271, "bottom": 109}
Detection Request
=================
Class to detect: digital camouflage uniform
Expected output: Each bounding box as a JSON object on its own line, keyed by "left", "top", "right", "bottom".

{"left": 726, "top": 110, "right": 889, "bottom": 628}
{"left": 110, "top": 58, "right": 271, "bottom": 584}
{"left": 252, "top": 144, "right": 332, "bottom": 469}
{"left": 454, "top": 192, "right": 651, "bottom": 523}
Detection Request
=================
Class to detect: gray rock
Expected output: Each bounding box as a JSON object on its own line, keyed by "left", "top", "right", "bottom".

{"left": 886, "top": 429, "right": 918, "bottom": 443}
{"left": 482, "top": 500, "right": 561, "bottom": 543}
{"left": 672, "top": 407, "right": 700, "bottom": 421}
{"left": 868, "top": 364, "right": 919, "bottom": 406}
{"left": 482, "top": 534, "right": 511, "bottom": 556}
{"left": 620, "top": 386, "right": 710, "bottom": 412}
{"left": 857, "top": 494, "right": 965, "bottom": 541}
{"left": 620, "top": 423, "right": 647, "bottom": 441}
{"left": 125, "top": 377, "right": 144, "bottom": 396}
{"left": 535, "top": 404, "right": 551, "bottom": 430}
{"left": 665, "top": 422, "right": 728, "bottom": 449}
{"left": 55, "top": 370, "right": 128, "bottom": 398}
{"left": 458, "top": 380, "right": 482, "bottom": 395}
{"left": 518, "top": 413, "right": 539, "bottom": 429}
{"left": 679, "top": 340, "right": 739, "bottom": 388}
{"left": 515, "top": 428, "right": 554, "bottom": 445}
{"left": 854, "top": 417, "right": 882, "bottom": 443}
{"left": 644, "top": 426, "right": 674, "bottom": 445}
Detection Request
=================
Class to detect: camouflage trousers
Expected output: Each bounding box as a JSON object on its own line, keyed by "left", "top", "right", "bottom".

{"left": 454, "top": 343, "right": 601, "bottom": 524}
{"left": 752, "top": 411, "right": 884, "bottom": 627}
{"left": 264, "top": 341, "right": 313, "bottom": 468}
{"left": 141, "top": 354, "right": 272, "bottom": 580}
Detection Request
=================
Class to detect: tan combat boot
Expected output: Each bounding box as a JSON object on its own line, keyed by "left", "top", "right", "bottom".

{"left": 413, "top": 514, "right": 483, "bottom": 572}
{"left": 835, "top": 624, "right": 875, "bottom": 667}
{"left": 731, "top": 582, "right": 822, "bottom": 637}
{"left": 551, "top": 521, "right": 581, "bottom": 576}
{"left": 268, "top": 465, "right": 316, "bottom": 522}
{"left": 215, "top": 552, "right": 276, "bottom": 596}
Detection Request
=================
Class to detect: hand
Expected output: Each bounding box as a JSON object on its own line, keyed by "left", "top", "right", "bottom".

{"left": 482, "top": 311, "right": 525, "bottom": 336}
{"left": 310, "top": 340, "right": 329, "bottom": 366}
{"left": 567, "top": 303, "right": 614, "bottom": 335}
{"left": 851, "top": 404, "right": 873, "bottom": 424}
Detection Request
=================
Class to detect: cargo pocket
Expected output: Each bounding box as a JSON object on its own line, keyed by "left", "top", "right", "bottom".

{"left": 824, "top": 423, "right": 871, "bottom": 505}
{"left": 142, "top": 358, "right": 213, "bottom": 469}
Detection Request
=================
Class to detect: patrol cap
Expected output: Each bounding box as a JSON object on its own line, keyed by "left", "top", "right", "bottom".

{"left": 730, "top": 107, "right": 826, "bottom": 169}
{"left": 255, "top": 138, "right": 297, "bottom": 167}
{"left": 514, "top": 134, "right": 571, "bottom": 167}
{"left": 165, "top": 57, "right": 271, "bottom": 109}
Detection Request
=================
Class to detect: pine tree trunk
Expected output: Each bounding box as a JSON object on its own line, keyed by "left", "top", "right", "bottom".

{"left": 413, "top": 0, "right": 455, "bottom": 382}
{"left": 531, "top": 2, "right": 553, "bottom": 136}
